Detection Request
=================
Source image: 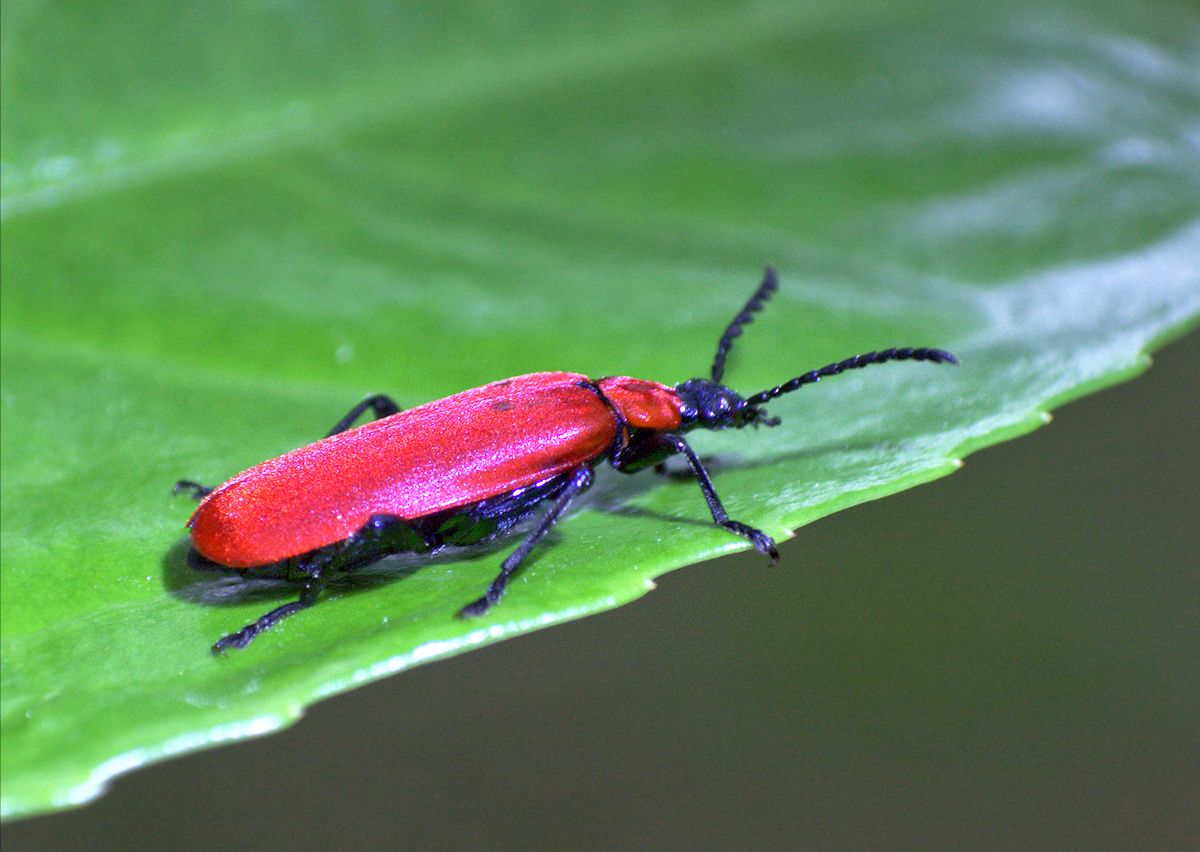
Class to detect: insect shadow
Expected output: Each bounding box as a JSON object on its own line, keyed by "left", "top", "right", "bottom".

{"left": 161, "top": 532, "right": 520, "bottom": 612}
{"left": 589, "top": 433, "right": 899, "bottom": 528}
{"left": 161, "top": 503, "right": 584, "bottom": 614}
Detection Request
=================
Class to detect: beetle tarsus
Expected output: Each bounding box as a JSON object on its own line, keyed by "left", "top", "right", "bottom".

{"left": 173, "top": 480, "right": 213, "bottom": 500}
{"left": 458, "top": 594, "right": 496, "bottom": 618}
{"left": 212, "top": 623, "right": 265, "bottom": 653}
{"left": 326, "top": 394, "right": 403, "bottom": 437}
{"left": 212, "top": 584, "right": 322, "bottom": 653}
{"left": 718, "top": 519, "right": 779, "bottom": 561}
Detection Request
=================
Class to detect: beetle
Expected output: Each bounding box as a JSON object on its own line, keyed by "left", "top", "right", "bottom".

{"left": 176, "top": 267, "right": 957, "bottom": 652}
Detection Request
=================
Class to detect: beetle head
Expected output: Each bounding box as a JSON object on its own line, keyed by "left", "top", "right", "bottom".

{"left": 674, "top": 378, "right": 780, "bottom": 431}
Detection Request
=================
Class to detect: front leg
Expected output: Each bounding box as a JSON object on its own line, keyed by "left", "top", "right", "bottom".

{"left": 615, "top": 433, "right": 778, "bottom": 560}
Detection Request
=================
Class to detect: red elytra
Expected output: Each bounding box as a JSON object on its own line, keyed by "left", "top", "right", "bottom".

{"left": 175, "top": 266, "right": 958, "bottom": 652}
{"left": 189, "top": 372, "right": 680, "bottom": 567}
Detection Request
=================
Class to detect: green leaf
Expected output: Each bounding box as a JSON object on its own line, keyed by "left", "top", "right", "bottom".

{"left": 2, "top": 0, "right": 1197, "bottom": 819}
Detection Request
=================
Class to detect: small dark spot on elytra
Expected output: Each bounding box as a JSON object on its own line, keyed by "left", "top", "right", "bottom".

{"left": 492, "top": 400, "right": 513, "bottom": 411}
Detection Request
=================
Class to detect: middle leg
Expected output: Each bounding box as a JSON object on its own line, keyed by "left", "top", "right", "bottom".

{"left": 458, "top": 464, "right": 595, "bottom": 617}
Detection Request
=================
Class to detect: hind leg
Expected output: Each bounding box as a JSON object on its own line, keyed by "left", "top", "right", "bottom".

{"left": 212, "top": 581, "right": 323, "bottom": 652}
{"left": 210, "top": 514, "right": 431, "bottom": 652}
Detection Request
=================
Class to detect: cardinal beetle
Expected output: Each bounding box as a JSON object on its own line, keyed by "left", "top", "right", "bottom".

{"left": 175, "top": 267, "right": 958, "bottom": 652}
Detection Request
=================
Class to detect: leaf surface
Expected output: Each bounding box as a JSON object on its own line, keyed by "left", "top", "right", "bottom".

{"left": 2, "top": 0, "right": 1198, "bottom": 817}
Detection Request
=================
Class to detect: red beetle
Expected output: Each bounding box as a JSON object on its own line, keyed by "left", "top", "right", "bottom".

{"left": 176, "top": 268, "right": 957, "bottom": 651}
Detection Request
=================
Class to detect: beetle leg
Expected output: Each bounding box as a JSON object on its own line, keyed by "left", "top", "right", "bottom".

{"left": 459, "top": 464, "right": 594, "bottom": 618}
{"left": 212, "top": 580, "right": 323, "bottom": 653}
{"left": 325, "top": 394, "right": 403, "bottom": 437}
{"left": 173, "top": 479, "right": 213, "bottom": 501}
{"left": 657, "top": 433, "right": 779, "bottom": 560}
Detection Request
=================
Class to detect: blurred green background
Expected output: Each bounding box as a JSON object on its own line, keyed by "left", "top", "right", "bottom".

{"left": 8, "top": 324, "right": 1196, "bottom": 848}
{"left": 4, "top": 0, "right": 1198, "bottom": 844}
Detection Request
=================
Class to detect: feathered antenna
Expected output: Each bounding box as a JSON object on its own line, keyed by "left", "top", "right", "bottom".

{"left": 745, "top": 348, "right": 958, "bottom": 406}
{"left": 710, "top": 266, "right": 779, "bottom": 384}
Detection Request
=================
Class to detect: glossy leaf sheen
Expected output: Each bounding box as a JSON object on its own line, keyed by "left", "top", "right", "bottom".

{"left": 2, "top": 0, "right": 1198, "bottom": 818}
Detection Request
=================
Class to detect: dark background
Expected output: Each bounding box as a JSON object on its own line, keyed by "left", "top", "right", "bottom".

{"left": 7, "top": 330, "right": 1197, "bottom": 849}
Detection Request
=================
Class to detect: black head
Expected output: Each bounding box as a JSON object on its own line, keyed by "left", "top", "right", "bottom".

{"left": 676, "top": 266, "right": 959, "bottom": 432}
{"left": 674, "top": 377, "right": 779, "bottom": 430}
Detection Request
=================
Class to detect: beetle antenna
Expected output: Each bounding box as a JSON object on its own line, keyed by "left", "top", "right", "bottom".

{"left": 711, "top": 266, "right": 779, "bottom": 384}
{"left": 745, "top": 347, "right": 958, "bottom": 406}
